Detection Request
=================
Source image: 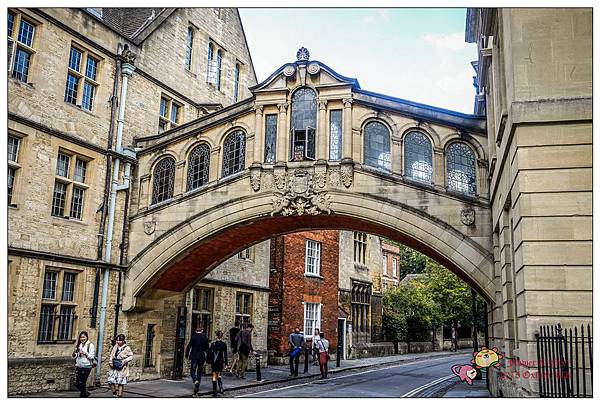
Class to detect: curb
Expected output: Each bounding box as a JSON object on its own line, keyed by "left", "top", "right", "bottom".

{"left": 190, "top": 350, "right": 471, "bottom": 398}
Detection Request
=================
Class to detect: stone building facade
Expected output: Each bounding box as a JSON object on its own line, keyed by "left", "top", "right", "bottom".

{"left": 268, "top": 231, "right": 339, "bottom": 364}
{"left": 7, "top": 7, "right": 256, "bottom": 394}
{"left": 467, "top": 8, "right": 592, "bottom": 397}
{"left": 338, "top": 231, "right": 384, "bottom": 358}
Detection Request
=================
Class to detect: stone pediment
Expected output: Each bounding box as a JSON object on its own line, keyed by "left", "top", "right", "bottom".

{"left": 250, "top": 48, "right": 360, "bottom": 93}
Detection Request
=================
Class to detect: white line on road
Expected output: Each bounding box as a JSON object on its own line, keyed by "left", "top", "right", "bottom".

{"left": 236, "top": 353, "right": 466, "bottom": 397}
{"left": 400, "top": 374, "right": 455, "bottom": 397}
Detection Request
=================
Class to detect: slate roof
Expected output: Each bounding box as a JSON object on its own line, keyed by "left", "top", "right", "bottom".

{"left": 87, "top": 8, "right": 166, "bottom": 40}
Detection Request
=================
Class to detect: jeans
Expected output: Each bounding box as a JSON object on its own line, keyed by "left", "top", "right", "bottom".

{"left": 190, "top": 359, "right": 205, "bottom": 383}
{"left": 290, "top": 354, "right": 300, "bottom": 375}
{"left": 75, "top": 366, "right": 92, "bottom": 397}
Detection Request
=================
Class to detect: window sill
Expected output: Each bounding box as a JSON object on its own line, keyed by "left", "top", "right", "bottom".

{"left": 63, "top": 100, "right": 98, "bottom": 118}
{"left": 51, "top": 215, "right": 88, "bottom": 226}
{"left": 304, "top": 273, "right": 323, "bottom": 279}
{"left": 37, "top": 340, "right": 76, "bottom": 345}
{"left": 8, "top": 204, "right": 18, "bottom": 209}
{"left": 184, "top": 69, "right": 197, "bottom": 78}
{"left": 9, "top": 77, "right": 35, "bottom": 89}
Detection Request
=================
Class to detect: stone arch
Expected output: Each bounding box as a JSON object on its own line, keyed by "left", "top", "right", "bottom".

{"left": 398, "top": 123, "right": 441, "bottom": 148}
{"left": 123, "top": 191, "right": 495, "bottom": 312}
{"left": 181, "top": 136, "right": 216, "bottom": 160}
{"left": 441, "top": 132, "right": 486, "bottom": 161}
{"left": 144, "top": 149, "right": 179, "bottom": 175}
{"left": 215, "top": 122, "right": 252, "bottom": 148}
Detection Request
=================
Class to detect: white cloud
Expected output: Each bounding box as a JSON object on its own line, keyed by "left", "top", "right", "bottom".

{"left": 421, "top": 31, "right": 468, "bottom": 51}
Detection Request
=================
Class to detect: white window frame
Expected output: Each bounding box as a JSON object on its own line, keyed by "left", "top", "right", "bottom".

{"left": 383, "top": 255, "right": 387, "bottom": 275}
{"left": 304, "top": 239, "right": 321, "bottom": 277}
{"left": 303, "top": 302, "right": 322, "bottom": 337}
{"left": 392, "top": 258, "right": 397, "bottom": 277}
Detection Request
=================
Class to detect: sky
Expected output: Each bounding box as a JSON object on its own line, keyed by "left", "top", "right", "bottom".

{"left": 239, "top": 8, "right": 478, "bottom": 114}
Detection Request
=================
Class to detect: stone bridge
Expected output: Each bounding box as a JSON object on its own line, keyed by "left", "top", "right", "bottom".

{"left": 123, "top": 50, "right": 493, "bottom": 312}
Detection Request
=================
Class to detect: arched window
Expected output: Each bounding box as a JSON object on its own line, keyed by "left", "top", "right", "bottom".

{"left": 364, "top": 121, "right": 391, "bottom": 171}
{"left": 404, "top": 131, "right": 433, "bottom": 183}
{"left": 216, "top": 49, "right": 223, "bottom": 90}
{"left": 152, "top": 157, "right": 175, "bottom": 205}
{"left": 222, "top": 130, "right": 246, "bottom": 177}
{"left": 290, "top": 87, "right": 317, "bottom": 161}
{"left": 446, "top": 142, "right": 476, "bottom": 195}
{"left": 185, "top": 27, "right": 193, "bottom": 70}
{"left": 233, "top": 63, "right": 240, "bottom": 102}
{"left": 187, "top": 144, "right": 210, "bottom": 191}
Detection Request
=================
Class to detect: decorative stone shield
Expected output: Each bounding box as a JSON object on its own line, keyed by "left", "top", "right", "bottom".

{"left": 461, "top": 207, "right": 476, "bottom": 226}
{"left": 143, "top": 221, "right": 156, "bottom": 235}
{"left": 271, "top": 169, "right": 331, "bottom": 216}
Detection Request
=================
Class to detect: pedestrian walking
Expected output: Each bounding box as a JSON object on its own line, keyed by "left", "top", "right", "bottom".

{"left": 185, "top": 326, "right": 209, "bottom": 396}
{"left": 208, "top": 331, "right": 228, "bottom": 397}
{"left": 311, "top": 328, "right": 321, "bottom": 365}
{"left": 228, "top": 321, "right": 240, "bottom": 376}
{"left": 317, "top": 332, "right": 330, "bottom": 379}
{"left": 107, "top": 334, "right": 134, "bottom": 398}
{"left": 72, "top": 331, "right": 95, "bottom": 398}
{"left": 235, "top": 324, "right": 255, "bottom": 379}
{"left": 451, "top": 325, "right": 458, "bottom": 352}
{"left": 288, "top": 327, "right": 305, "bottom": 377}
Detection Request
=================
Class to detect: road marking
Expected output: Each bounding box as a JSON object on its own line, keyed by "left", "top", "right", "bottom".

{"left": 236, "top": 353, "right": 467, "bottom": 397}
{"left": 401, "top": 374, "right": 455, "bottom": 397}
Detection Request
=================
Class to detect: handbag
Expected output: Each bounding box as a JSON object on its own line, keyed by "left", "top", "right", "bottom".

{"left": 112, "top": 357, "right": 124, "bottom": 370}
{"left": 290, "top": 347, "right": 302, "bottom": 358}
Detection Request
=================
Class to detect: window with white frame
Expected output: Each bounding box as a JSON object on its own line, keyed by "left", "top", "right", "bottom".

{"left": 382, "top": 255, "right": 387, "bottom": 275}
{"left": 51, "top": 150, "right": 90, "bottom": 220}
{"left": 184, "top": 26, "right": 194, "bottom": 71}
{"left": 238, "top": 247, "right": 253, "bottom": 260}
{"left": 8, "top": 135, "right": 22, "bottom": 206}
{"left": 303, "top": 302, "right": 321, "bottom": 337}
{"left": 392, "top": 257, "right": 398, "bottom": 277}
{"left": 235, "top": 292, "right": 252, "bottom": 329}
{"left": 353, "top": 232, "right": 367, "bottom": 265}
{"left": 206, "top": 41, "right": 225, "bottom": 90}
{"left": 191, "top": 287, "right": 213, "bottom": 338}
{"left": 38, "top": 268, "right": 78, "bottom": 343}
{"left": 158, "top": 95, "right": 182, "bottom": 133}
{"left": 304, "top": 239, "right": 321, "bottom": 276}
{"left": 8, "top": 11, "right": 37, "bottom": 83}
{"left": 64, "top": 45, "right": 100, "bottom": 112}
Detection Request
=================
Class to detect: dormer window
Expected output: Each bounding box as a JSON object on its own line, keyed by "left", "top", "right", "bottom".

{"left": 290, "top": 87, "right": 317, "bottom": 161}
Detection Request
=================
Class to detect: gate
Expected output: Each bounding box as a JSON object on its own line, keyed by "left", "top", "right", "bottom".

{"left": 536, "top": 323, "right": 593, "bottom": 397}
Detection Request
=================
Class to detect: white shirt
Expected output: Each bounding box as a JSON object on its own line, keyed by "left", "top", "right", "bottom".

{"left": 75, "top": 341, "right": 96, "bottom": 368}
{"left": 317, "top": 338, "right": 329, "bottom": 353}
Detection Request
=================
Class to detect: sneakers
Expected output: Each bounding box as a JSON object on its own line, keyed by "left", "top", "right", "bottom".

{"left": 193, "top": 381, "right": 199, "bottom": 395}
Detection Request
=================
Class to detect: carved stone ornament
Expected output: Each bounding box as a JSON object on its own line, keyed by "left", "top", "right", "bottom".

{"left": 313, "top": 164, "right": 327, "bottom": 189}
{"left": 271, "top": 169, "right": 331, "bottom": 217}
{"left": 274, "top": 170, "right": 287, "bottom": 190}
{"left": 307, "top": 62, "right": 320, "bottom": 75}
{"left": 340, "top": 162, "right": 354, "bottom": 188}
{"left": 461, "top": 207, "right": 476, "bottom": 226}
{"left": 328, "top": 167, "right": 341, "bottom": 187}
{"left": 143, "top": 221, "right": 156, "bottom": 235}
{"left": 283, "top": 64, "right": 296, "bottom": 77}
{"left": 121, "top": 48, "right": 137, "bottom": 64}
{"left": 250, "top": 168, "right": 261, "bottom": 192}
{"left": 296, "top": 47, "right": 310, "bottom": 61}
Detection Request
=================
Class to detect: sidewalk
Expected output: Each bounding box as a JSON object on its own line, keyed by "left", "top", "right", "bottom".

{"left": 442, "top": 375, "right": 491, "bottom": 398}
{"left": 16, "top": 349, "right": 471, "bottom": 398}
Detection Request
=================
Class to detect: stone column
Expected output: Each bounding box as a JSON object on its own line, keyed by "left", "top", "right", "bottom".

{"left": 477, "top": 158, "right": 488, "bottom": 197}
{"left": 342, "top": 98, "right": 353, "bottom": 160}
{"left": 174, "top": 160, "right": 185, "bottom": 197}
{"left": 317, "top": 99, "right": 328, "bottom": 161}
{"left": 276, "top": 102, "right": 288, "bottom": 163}
{"left": 391, "top": 138, "right": 402, "bottom": 175}
{"left": 209, "top": 147, "right": 220, "bottom": 182}
{"left": 139, "top": 174, "right": 150, "bottom": 210}
{"left": 433, "top": 146, "right": 445, "bottom": 190}
{"left": 253, "top": 104, "right": 264, "bottom": 164}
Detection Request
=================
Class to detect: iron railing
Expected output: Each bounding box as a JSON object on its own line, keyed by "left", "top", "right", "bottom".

{"left": 536, "top": 323, "right": 593, "bottom": 397}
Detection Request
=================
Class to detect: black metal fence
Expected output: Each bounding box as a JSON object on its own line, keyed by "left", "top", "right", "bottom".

{"left": 536, "top": 323, "right": 593, "bottom": 397}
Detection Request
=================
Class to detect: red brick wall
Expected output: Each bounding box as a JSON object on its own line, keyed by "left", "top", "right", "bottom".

{"left": 268, "top": 231, "right": 339, "bottom": 357}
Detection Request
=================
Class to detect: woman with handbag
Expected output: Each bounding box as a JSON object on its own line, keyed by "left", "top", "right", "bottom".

{"left": 72, "top": 331, "right": 96, "bottom": 398}
{"left": 208, "top": 331, "right": 228, "bottom": 397}
{"left": 317, "top": 332, "right": 330, "bottom": 379}
{"left": 107, "top": 334, "right": 134, "bottom": 398}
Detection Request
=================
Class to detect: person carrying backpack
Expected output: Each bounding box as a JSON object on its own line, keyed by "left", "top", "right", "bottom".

{"left": 207, "top": 331, "right": 228, "bottom": 397}
{"left": 185, "top": 326, "right": 209, "bottom": 396}
{"left": 72, "top": 331, "right": 96, "bottom": 398}
{"left": 288, "top": 327, "right": 305, "bottom": 377}
{"left": 235, "top": 324, "right": 255, "bottom": 379}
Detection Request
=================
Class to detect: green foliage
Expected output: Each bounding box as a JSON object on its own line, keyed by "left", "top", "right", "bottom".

{"left": 383, "top": 247, "right": 488, "bottom": 341}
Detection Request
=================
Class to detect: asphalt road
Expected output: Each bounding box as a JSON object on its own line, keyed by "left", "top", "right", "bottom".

{"left": 237, "top": 352, "right": 472, "bottom": 397}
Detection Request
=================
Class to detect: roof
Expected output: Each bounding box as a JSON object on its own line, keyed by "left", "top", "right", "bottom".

{"left": 83, "top": 8, "right": 174, "bottom": 44}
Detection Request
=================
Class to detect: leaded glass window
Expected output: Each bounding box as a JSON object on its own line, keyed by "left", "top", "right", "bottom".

{"left": 329, "top": 109, "right": 342, "bottom": 160}
{"left": 222, "top": 131, "right": 246, "bottom": 177}
{"left": 364, "top": 121, "right": 391, "bottom": 171}
{"left": 264, "top": 114, "right": 277, "bottom": 163}
{"left": 233, "top": 63, "right": 240, "bottom": 102}
{"left": 185, "top": 27, "right": 193, "bottom": 71}
{"left": 152, "top": 157, "right": 175, "bottom": 205}
{"left": 404, "top": 131, "right": 433, "bottom": 183}
{"left": 216, "top": 50, "right": 223, "bottom": 90}
{"left": 446, "top": 143, "right": 476, "bottom": 195}
{"left": 187, "top": 144, "right": 210, "bottom": 191}
{"left": 290, "top": 87, "right": 317, "bottom": 160}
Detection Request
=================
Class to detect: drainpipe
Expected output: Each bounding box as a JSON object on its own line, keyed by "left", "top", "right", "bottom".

{"left": 96, "top": 59, "right": 136, "bottom": 381}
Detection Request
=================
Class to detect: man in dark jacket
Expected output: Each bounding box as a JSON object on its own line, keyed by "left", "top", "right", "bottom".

{"left": 288, "top": 327, "right": 305, "bottom": 376}
{"left": 228, "top": 321, "right": 241, "bottom": 375}
{"left": 235, "top": 324, "right": 255, "bottom": 378}
{"left": 186, "top": 326, "right": 209, "bottom": 395}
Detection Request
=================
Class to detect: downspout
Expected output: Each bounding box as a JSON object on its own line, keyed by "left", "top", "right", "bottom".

{"left": 92, "top": 52, "right": 122, "bottom": 328}
{"left": 96, "top": 52, "right": 136, "bottom": 381}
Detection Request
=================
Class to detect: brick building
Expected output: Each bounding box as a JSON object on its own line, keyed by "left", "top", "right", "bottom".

{"left": 267, "top": 231, "right": 339, "bottom": 364}
{"left": 381, "top": 239, "right": 401, "bottom": 291}
{"left": 7, "top": 7, "right": 256, "bottom": 394}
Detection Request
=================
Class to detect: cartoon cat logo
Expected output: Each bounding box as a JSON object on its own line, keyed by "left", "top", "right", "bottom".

{"left": 471, "top": 347, "right": 503, "bottom": 369}
{"left": 452, "top": 364, "right": 478, "bottom": 385}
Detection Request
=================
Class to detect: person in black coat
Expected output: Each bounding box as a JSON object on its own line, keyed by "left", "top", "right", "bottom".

{"left": 209, "top": 331, "right": 228, "bottom": 397}
{"left": 185, "top": 326, "right": 209, "bottom": 396}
